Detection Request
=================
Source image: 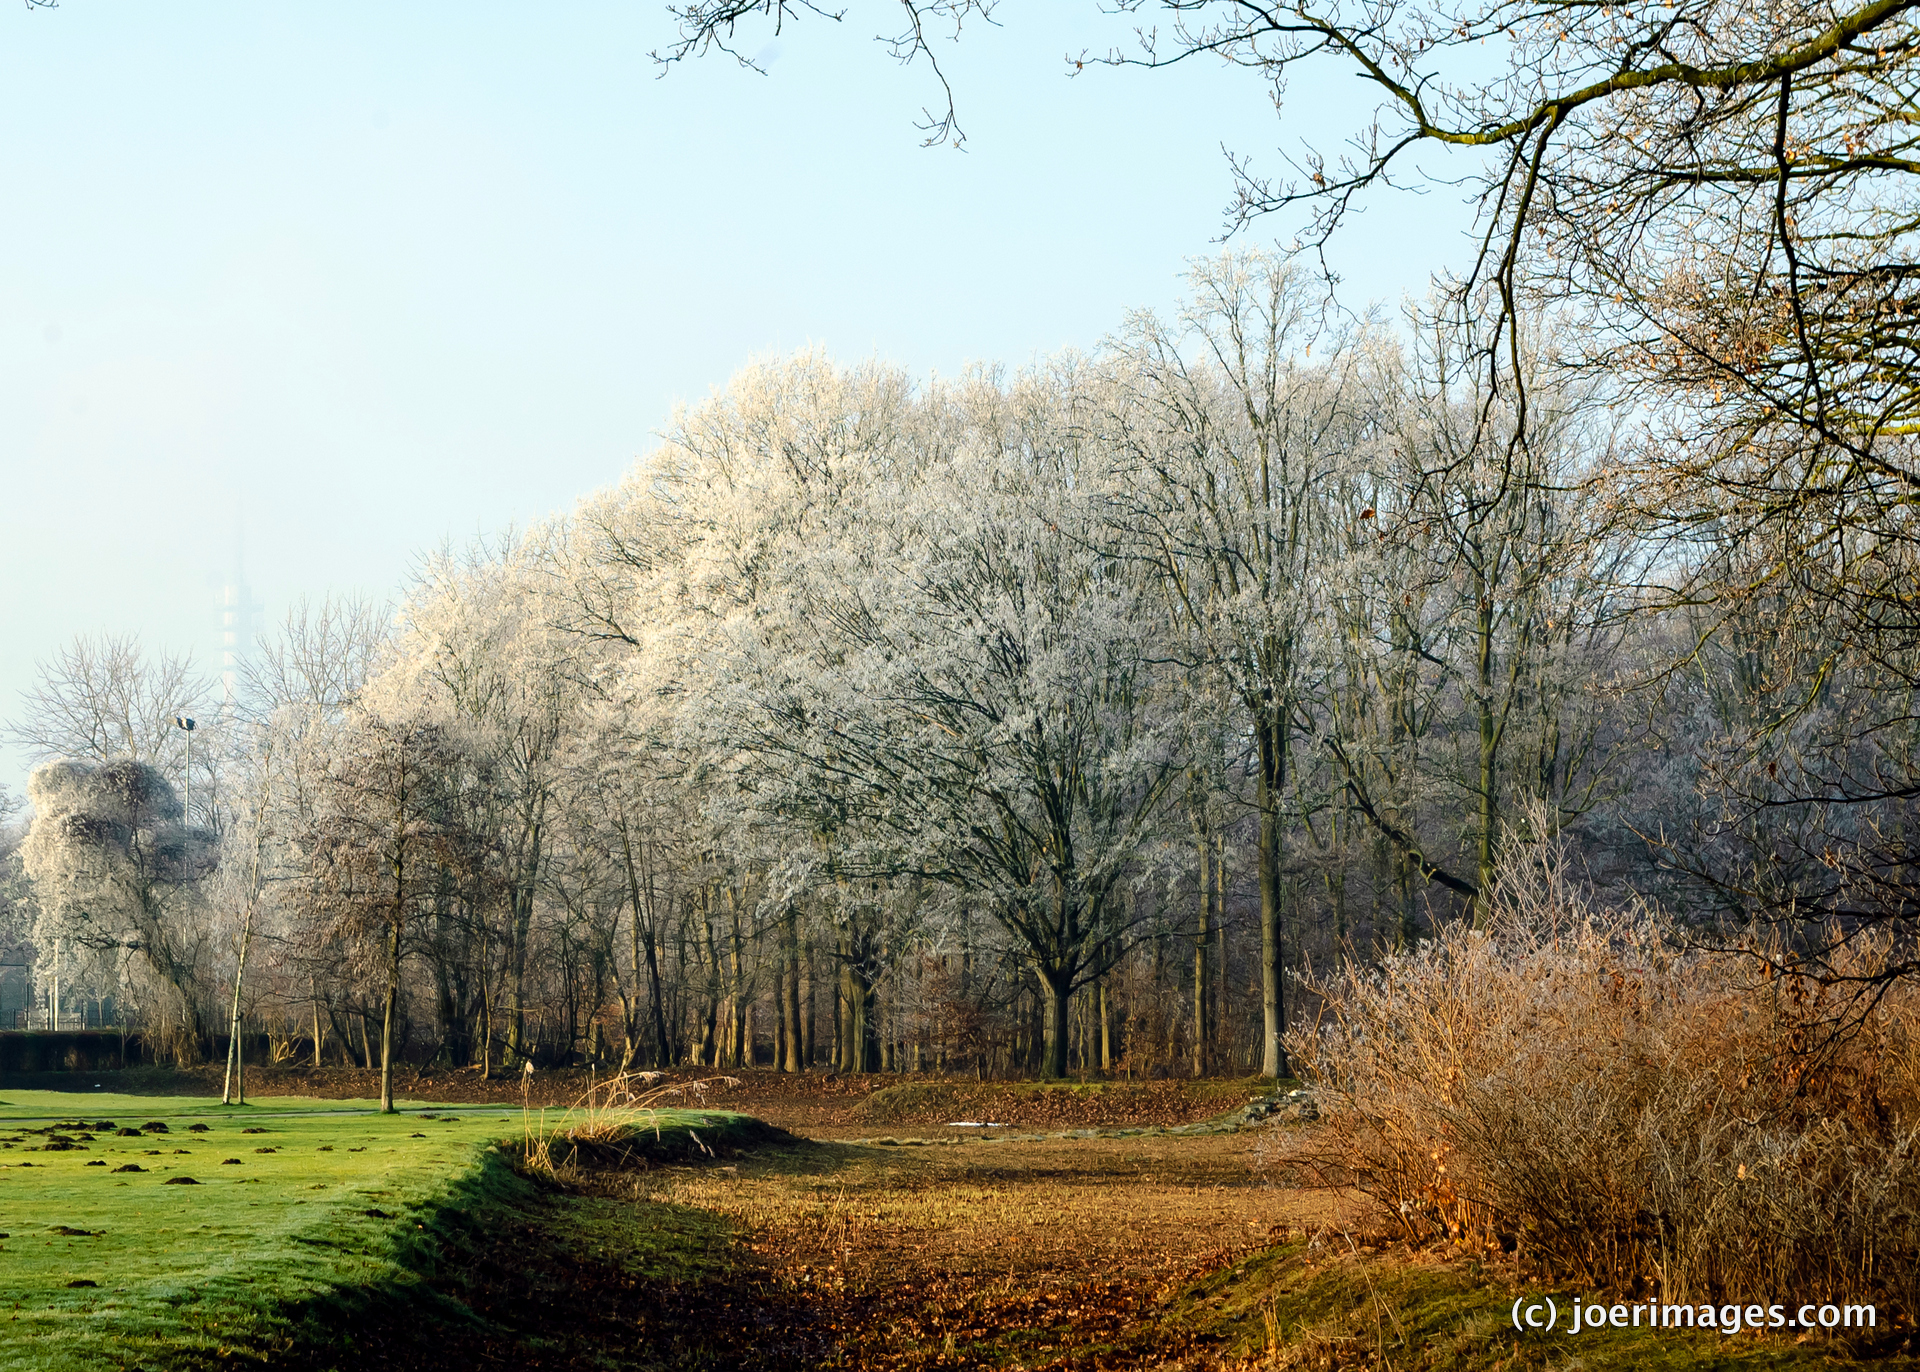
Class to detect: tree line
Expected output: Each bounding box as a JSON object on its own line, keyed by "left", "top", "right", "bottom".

{"left": 1, "top": 252, "right": 1912, "bottom": 1105}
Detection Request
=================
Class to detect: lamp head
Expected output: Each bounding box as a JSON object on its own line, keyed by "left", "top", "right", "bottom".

{"left": 174, "top": 716, "right": 195, "bottom": 731}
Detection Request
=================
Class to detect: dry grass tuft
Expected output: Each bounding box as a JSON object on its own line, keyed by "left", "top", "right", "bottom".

{"left": 519, "top": 1071, "right": 746, "bottom": 1177}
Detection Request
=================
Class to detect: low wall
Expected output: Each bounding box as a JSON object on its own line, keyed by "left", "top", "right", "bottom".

{"left": 0, "top": 1030, "right": 144, "bottom": 1074}
{"left": 0, "top": 1032, "right": 280, "bottom": 1074}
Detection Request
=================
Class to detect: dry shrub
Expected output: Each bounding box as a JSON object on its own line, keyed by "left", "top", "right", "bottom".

{"left": 1285, "top": 852, "right": 1920, "bottom": 1314}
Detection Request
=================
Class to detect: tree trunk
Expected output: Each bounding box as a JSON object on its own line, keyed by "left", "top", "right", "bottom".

{"left": 479, "top": 920, "right": 494, "bottom": 1080}
{"left": 1256, "top": 723, "right": 1291, "bottom": 1079}
{"left": 1098, "top": 966, "right": 1113, "bottom": 1074}
{"left": 1193, "top": 829, "right": 1212, "bottom": 1078}
{"left": 222, "top": 908, "right": 254, "bottom": 1106}
{"left": 725, "top": 886, "right": 747, "bottom": 1068}
{"left": 850, "top": 963, "right": 870, "bottom": 1072}
{"left": 804, "top": 934, "right": 817, "bottom": 1068}
{"left": 380, "top": 917, "right": 401, "bottom": 1113}
{"left": 642, "top": 887, "right": 670, "bottom": 1067}
{"left": 699, "top": 894, "right": 721, "bottom": 1066}
{"left": 1216, "top": 832, "right": 1231, "bottom": 1070}
{"left": 381, "top": 774, "right": 408, "bottom": 1113}
{"left": 1474, "top": 568, "right": 1498, "bottom": 927}
{"left": 505, "top": 883, "right": 533, "bottom": 1067}
{"left": 1038, "top": 966, "right": 1071, "bottom": 1080}
{"left": 773, "top": 963, "right": 787, "bottom": 1071}
{"left": 836, "top": 931, "right": 853, "bottom": 1071}
{"left": 782, "top": 908, "right": 804, "bottom": 1073}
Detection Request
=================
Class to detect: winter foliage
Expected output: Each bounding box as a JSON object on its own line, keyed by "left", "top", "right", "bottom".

{"left": 6, "top": 253, "right": 1912, "bottom": 1089}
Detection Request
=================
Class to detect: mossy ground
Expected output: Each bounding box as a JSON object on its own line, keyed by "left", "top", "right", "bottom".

{"left": 1164, "top": 1238, "right": 1906, "bottom": 1370}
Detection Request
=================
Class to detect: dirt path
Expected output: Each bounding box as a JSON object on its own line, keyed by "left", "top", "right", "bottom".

{"left": 630, "top": 1129, "right": 1345, "bottom": 1370}
{"left": 653, "top": 1131, "right": 1317, "bottom": 1290}
{"left": 269, "top": 1123, "right": 1341, "bottom": 1371}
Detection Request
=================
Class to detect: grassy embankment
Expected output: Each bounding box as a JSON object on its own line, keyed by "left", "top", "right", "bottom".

{"left": 0, "top": 1090, "right": 748, "bottom": 1372}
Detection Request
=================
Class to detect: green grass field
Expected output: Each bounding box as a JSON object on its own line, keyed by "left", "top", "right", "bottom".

{"left": 0, "top": 1090, "right": 736, "bottom": 1372}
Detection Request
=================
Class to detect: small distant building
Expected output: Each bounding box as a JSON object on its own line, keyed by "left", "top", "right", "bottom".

{"left": 216, "top": 538, "right": 265, "bottom": 706}
{"left": 0, "top": 960, "right": 28, "bottom": 1030}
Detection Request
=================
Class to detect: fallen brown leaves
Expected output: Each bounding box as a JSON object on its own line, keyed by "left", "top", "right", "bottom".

{"left": 848, "top": 1080, "right": 1259, "bottom": 1132}
{"left": 626, "top": 1131, "right": 1345, "bottom": 1370}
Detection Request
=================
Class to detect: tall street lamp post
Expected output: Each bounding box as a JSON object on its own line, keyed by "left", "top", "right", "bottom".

{"left": 174, "top": 715, "right": 196, "bottom": 819}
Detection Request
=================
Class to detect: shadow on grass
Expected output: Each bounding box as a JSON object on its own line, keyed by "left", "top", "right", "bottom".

{"left": 253, "top": 1124, "right": 846, "bottom": 1372}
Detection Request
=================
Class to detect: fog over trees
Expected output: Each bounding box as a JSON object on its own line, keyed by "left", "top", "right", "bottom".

{"left": 4, "top": 238, "right": 1909, "bottom": 1093}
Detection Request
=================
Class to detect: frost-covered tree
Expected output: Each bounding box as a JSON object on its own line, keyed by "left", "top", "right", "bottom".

{"left": 4, "top": 280, "right": 1705, "bottom": 1079}
{"left": 236, "top": 596, "right": 390, "bottom": 1069}
{"left": 561, "top": 352, "right": 941, "bottom": 1071}
{"left": 0, "top": 789, "right": 35, "bottom": 1009}
{"left": 297, "top": 713, "right": 474, "bottom": 1111}
{"left": 367, "top": 538, "right": 585, "bottom": 1071}
{"left": 628, "top": 360, "right": 1187, "bottom": 1076}
{"left": 20, "top": 759, "right": 215, "bottom": 1057}
{"left": 1369, "top": 325, "right": 1631, "bottom": 922}
{"left": 7, "top": 634, "right": 217, "bottom": 827}
{"left": 1104, "top": 253, "right": 1373, "bottom": 1075}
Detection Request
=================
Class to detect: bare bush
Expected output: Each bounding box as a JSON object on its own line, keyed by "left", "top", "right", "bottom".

{"left": 1284, "top": 862, "right": 1920, "bottom": 1314}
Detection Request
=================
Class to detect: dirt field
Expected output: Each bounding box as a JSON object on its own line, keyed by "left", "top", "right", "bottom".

{"left": 257, "top": 1110, "right": 1344, "bottom": 1372}
{"left": 626, "top": 1128, "right": 1351, "bottom": 1369}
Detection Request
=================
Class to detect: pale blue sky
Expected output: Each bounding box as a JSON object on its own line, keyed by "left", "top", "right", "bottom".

{"left": 0, "top": 1, "right": 1470, "bottom": 792}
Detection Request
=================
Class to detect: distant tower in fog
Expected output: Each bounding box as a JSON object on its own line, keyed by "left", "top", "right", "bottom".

{"left": 217, "top": 530, "right": 265, "bottom": 707}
